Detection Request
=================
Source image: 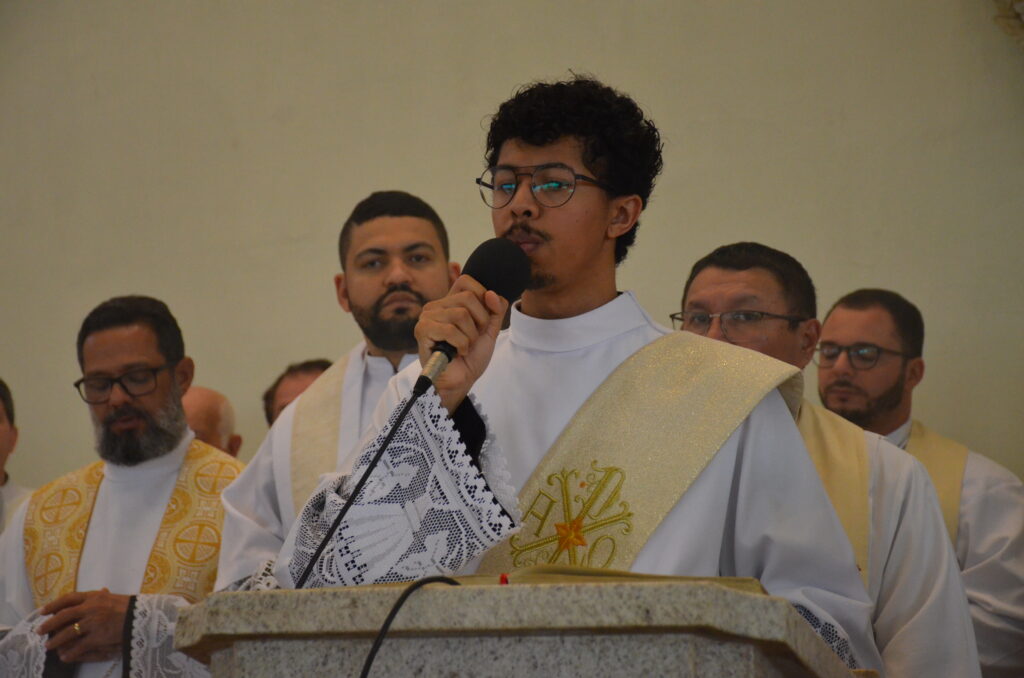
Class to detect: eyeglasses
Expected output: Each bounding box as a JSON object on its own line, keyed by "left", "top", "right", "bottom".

{"left": 814, "top": 342, "right": 909, "bottom": 370}
{"left": 475, "top": 163, "right": 608, "bottom": 209}
{"left": 73, "top": 364, "right": 176, "bottom": 404}
{"left": 670, "top": 310, "right": 807, "bottom": 344}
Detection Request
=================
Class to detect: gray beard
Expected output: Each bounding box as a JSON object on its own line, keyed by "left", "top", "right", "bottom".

{"left": 92, "top": 389, "right": 187, "bottom": 466}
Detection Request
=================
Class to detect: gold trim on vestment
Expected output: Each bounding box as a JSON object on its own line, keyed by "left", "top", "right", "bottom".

{"left": 796, "top": 401, "right": 871, "bottom": 587}
{"left": 906, "top": 420, "right": 968, "bottom": 542}
{"left": 290, "top": 353, "right": 349, "bottom": 517}
{"left": 24, "top": 440, "right": 243, "bottom": 608}
{"left": 477, "top": 331, "right": 799, "bottom": 575}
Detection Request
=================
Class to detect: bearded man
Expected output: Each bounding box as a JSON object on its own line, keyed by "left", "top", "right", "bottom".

{"left": 217, "top": 191, "right": 460, "bottom": 588}
{"left": 819, "top": 289, "right": 1024, "bottom": 677}
{"left": 0, "top": 295, "right": 243, "bottom": 678}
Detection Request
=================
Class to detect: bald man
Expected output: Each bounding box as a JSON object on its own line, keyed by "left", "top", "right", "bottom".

{"left": 183, "top": 386, "right": 242, "bottom": 457}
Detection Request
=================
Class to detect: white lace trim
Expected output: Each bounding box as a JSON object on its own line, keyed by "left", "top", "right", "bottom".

{"left": 470, "top": 392, "right": 520, "bottom": 524}
{"left": 282, "top": 390, "right": 518, "bottom": 588}
{"left": 0, "top": 612, "right": 47, "bottom": 678}
{"left": 226, "top": 559, "right": 282, "bottom": 592}
{"left": 129, "top": 594, "right": 210, "bottom": 678}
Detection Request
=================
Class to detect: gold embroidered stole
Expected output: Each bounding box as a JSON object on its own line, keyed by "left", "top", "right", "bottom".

{"left": 290, "top": 353, "right": 350, "bottom": 517}
{"left": 477, "top": 331, "right": 800, "bottom": 575}
{"left": 905, "top": 420, "right": 968, "bottom": 542}
{"left": 23, "top": 440, "right": 243, "bottom": 608}
{"left": 796, "top": 401, "right": 871, "bottom": 587}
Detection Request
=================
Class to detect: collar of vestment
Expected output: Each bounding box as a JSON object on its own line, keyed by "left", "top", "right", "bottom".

{"left": 23, "top": 435, "right": 243, "bottom": 608}
{"left": 477, "top": 330, "right": 800, "bottom": 574}
{"left": 886, "top": 417, "right": 913, "bottom": 450}
{"left": 508, "top": 291, "right": 655, "bottom": 353}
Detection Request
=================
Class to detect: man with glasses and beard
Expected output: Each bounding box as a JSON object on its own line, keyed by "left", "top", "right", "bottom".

{"left": 819, "top": 289, "right": 1024, "bottom": 676}
{"left": 216, "top": 191, "right": 460, "bottom": 590}
{"left": 0, "top": 296, "right": 243, "bottom": 678}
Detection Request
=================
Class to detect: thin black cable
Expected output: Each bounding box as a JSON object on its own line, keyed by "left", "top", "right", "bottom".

{"left": 295, "top": 376, "right": 432, "bottom": 589}
{"left": 359, "top": 576, "right": 461, "bottom": 678}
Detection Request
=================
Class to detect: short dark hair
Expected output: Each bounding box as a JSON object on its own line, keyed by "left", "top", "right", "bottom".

{"left": 338, "top": 191, "right": 449, "bottom": 270}
{"left": 77, "top": 296, "right": 185, "bottom": 369}
{"left": 485, "top": 75, "right": 664, "bottom": 265}
{"left": 0, "top": 377, "right": 13, "bottom": 425}
{"left": 262, "top": 358, "right": 332, "bottom": 425}
{"left": 827, "top": 289, "right": 924, "bottom": 358}
{"left": 682, "top": 242, "right": 817, "bottom": 322}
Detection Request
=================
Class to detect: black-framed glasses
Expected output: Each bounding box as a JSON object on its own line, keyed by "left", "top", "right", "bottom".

{"left": 73, "top": 364, "right": 176, "bottom": 404}
{"left": 475, "top": 163, "right": 608, "bottom": 209}
{"left": 814, "top": 342, "right": 908, "bottom": 370}
{"left": 670, "top": 310, "right": 807, "bottom": 344}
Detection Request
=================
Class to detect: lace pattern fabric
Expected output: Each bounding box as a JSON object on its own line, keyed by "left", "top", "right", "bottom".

{"left": 281, "top": 391, "right": 518, "bottom": 589}
{"left": 129, "top": 594, "right": 210, "bottom": 678}
{"left": 0, "top": 613, "right": 47, "bottom": 678}
{"left": 793, "top": 603, "right": 859, "bottom": 669}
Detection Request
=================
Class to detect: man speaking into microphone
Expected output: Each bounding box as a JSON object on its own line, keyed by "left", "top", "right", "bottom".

{"left": 263, "top": 77, "right": 883, "bottom": 672}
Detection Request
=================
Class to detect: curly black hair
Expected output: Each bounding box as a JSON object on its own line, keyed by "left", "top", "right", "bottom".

{"left": 485, "top": 75, "right": 664, "bottom": 265}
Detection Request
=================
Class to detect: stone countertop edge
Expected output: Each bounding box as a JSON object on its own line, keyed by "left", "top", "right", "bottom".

{"left": 176, "top": 580, "right": 852, "bottom": 677}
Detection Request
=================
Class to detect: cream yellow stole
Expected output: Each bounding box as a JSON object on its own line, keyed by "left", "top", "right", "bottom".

{"left": 23, "top": 440, "right": 243, "bottom": 608}
{"left": 905, "top": 420, "right": 968, "bottom": 542}
{"left": 290, "top": 353, "right": 350, "bottom": 518}
{"left": 477, "top": 332, "right": 800, "bottom": 575}
{"left": 796, "top": 401, "right": 871, "bottom": 587}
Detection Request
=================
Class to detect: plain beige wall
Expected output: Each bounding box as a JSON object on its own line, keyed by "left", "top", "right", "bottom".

{"left": 1, "top": 1, "right": 1021, "bottom": 489}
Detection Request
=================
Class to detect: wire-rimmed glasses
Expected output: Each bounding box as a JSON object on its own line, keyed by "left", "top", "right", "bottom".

{"left": 475, "top": 163, "right": 608, "bottom": 209}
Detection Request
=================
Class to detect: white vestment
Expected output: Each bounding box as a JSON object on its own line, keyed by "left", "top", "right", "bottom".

{"left": 887, "top": 419, "right": 1024, "bottom": 676}
{"left": 216, "top": 342, "right": 416, "bottom": 589}
{"left": 857, "top": 426, "right": 979, "bottom": 676}
{"left": 0, "top": 477, "right": 31, "bottom": 533}
{"left": 0, "top": 434, "right": 208, "bottom": 678}
{"left": 300, "top": 292, "right": 883, "bottom": 671}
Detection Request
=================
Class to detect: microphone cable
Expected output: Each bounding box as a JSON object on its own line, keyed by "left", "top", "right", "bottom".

{"left": 359, "top": 575, "right": 461, "bottom": 678}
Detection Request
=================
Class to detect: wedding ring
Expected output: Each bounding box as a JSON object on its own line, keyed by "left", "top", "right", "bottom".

{"left": 73, "top": 622, "right": 83, "bottom": 636}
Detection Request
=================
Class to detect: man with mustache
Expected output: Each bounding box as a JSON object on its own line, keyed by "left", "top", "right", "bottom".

{"left": 680, "top": 242, "right": 978, "bottom": 677}
{"left": 0, "top": 295, "right": 243, "bottom": 677}
{"left": 819, "top": 289, "right": 1024, "bottom": 676}
{"left": 216, "top": 191, "right": 460, "bottom": 588}
{"left": 277, "top": 77, "right": 884, "bottom": 672}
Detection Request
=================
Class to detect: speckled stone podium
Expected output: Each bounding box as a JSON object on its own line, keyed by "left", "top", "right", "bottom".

{"left": 176, "top": 577, "right": 870, "bottom": 677}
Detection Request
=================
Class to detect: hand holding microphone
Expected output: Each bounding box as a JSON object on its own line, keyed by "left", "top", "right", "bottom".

{"left": 413, "top": 238, "right": 530, "bottom": 411}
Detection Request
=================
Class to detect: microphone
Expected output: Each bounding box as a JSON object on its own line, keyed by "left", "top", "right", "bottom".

{"left": 416, "top": 238, "right": 530, "bottom": 391}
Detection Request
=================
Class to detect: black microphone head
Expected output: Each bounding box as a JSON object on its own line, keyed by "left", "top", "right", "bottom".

{"left": 462, "top": 237, "right": 531, "bottom": 302}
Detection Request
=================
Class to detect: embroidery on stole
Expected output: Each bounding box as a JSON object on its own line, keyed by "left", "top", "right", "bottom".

{"left": 796, "top": 401, "right": 871, "bottom": 587}
{"left": 906, "top": 420, "right": 968, "bottom": 542}
{"left": 476, "top": 331, "right": 800, "bottom": 575}
{"left": 290, "top": 353, "right": 350, "bottom": 518}
{"left": 23, "top": 441, "right": 242, "bottom": 608}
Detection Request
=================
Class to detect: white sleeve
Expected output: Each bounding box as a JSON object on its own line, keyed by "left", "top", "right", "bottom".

{"left": 275, "top": 389, "right": 516, "bottom": 589}
{"left": 957, "top": 451, "right": 1024, "bottom": 674}
{"left": 215, "top": 407, "right": 294, "bottom": 590}
{"left": 727, "top": 391, "right": 881, "bottom": 672}
{"left": 868, "top": 438, "right": 980, "bottom": 677}
{"left": 128, "top": 594, "right": 209, "bottom": 678}
{"left": 0, "top": 499, "right": 34, "bottom": 626}
{"left": 0, "top": 610, "right": 46, "bottom": 678}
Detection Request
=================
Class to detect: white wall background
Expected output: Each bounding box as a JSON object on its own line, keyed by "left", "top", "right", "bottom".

{"left": 1, "top": 1, "right": 1021, "bottom": 488}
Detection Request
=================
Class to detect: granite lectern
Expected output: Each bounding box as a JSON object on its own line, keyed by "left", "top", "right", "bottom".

{"left": 176, "top": 571, "right": 876, "bottom": 677}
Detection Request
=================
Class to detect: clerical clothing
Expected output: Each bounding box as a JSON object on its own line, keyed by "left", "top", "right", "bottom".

{"left": 217, "top": 342, "right": 417, "bottom": 590}
{"left": 276, "top": 292, "right": 884, "bottom": 672}
{"left": 887, "top": 418, "right": 1024, "bottom": 676}
{"left": 0, "top": 433, "right": 242, "bottom": 678}
{"left": 0, "top": 477, "right": 31, "bottom": 534}
{"left": 798, "top": 400, "right": 979, "bottom": 677}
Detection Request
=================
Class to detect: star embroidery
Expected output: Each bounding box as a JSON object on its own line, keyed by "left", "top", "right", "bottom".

{"left": 554, "top": 516, "right": 588, "bottom": 555}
